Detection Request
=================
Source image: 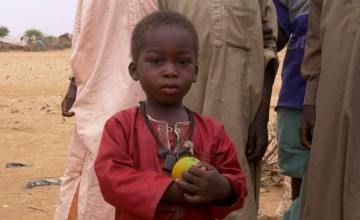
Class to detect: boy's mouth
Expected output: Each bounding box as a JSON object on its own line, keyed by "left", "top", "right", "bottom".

{"left": 161, "top": 84, "right": 179, "bottom": 94}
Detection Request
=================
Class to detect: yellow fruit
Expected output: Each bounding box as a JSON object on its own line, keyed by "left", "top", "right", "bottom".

{"left": 171, "top": 156, "right": 200, "bottom": 179}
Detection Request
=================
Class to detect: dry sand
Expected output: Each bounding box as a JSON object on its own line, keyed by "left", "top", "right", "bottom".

{"left": 0, "top": 49, "right": 285, "bottom": 220}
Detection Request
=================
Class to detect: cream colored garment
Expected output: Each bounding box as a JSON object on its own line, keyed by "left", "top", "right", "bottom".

{"left": 158, "top": 1, "right": 278, "bottom": 219}
{"left": 54, "top": 1, "right": 157, "bottom": 220}
{"left": 300, "top": 0, "right": 360, "bottom": 219}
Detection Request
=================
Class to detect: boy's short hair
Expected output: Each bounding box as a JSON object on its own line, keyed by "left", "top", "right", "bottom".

{"left": 131, "top": 10, "right": 199, "bottom": 62}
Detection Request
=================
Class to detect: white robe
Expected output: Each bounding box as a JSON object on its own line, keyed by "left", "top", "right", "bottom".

{"left": 54, "top": 1, "right": 157, "bottom": 219}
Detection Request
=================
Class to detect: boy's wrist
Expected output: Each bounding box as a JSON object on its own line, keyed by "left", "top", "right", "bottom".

{"left": 213, "top": 176, "right": 236, "bottom": 206}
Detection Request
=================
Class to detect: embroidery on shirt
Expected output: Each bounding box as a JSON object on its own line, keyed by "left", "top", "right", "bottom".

{"left": 148, "top": 115, "right": 190, "bottom": 152}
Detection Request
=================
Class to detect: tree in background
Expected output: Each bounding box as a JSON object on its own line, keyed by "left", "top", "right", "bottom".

{"left": 24, "top": 29, "right": 43, "bottom": 38}
{"left": 0, "top": 26, "right": 10, "bottom": 37}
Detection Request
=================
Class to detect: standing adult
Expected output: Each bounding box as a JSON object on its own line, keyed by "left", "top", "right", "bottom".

{"left": 157, "top": 1, "right": 279, "bottom": 219}
{"left": 272, "top": 0, "right": 309, "bottom": 219}
{"left": 299, "top": 0, "right": 360, "bottom": 219}
{"left": 54, "top": 1, "right": 157, "bottom": 219}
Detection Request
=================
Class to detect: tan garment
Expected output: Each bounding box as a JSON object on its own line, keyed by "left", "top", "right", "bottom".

{"left": 54, "top": 1, "right": 157, "bottom": 219}
{"left": 158, "top": 1, "right": 278, "bottom": 219}
{"left": 300, "top": 0, "right": 360, "bottom": 219}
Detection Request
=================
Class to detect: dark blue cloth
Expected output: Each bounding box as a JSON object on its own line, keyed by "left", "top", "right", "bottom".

{"left": 273, "top": 0, "right": 309, "bottom": 110}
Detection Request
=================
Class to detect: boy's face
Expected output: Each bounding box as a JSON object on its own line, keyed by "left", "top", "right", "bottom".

{"left": 129, "top": 25, "right": 198, "bottom": 106}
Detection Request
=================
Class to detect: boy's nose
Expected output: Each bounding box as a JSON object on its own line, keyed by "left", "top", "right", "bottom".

{"left": 163, "top": 63, "right": 178, "bottom": 77}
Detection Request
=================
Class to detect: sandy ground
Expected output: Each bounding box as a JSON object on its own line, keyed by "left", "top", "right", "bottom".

{"left": 0, "top": 49, "right": 285, "bottom": 220}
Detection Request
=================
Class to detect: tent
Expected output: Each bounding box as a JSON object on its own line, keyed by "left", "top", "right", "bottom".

{"left": 0, "top": 36, "right": 28, "bottom": 47}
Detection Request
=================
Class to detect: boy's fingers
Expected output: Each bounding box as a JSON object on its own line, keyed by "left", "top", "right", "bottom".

{"left": 182, "top": 169, "right": 204, "bottom": 186}
{"left": 193, "top": 162, "right": 213, "bottom": 171}
{"left": 183, "top": 193, "right": 206, "bottom": 205}
{"left": 175, "top": 178, "right": 199, "bottom": 194}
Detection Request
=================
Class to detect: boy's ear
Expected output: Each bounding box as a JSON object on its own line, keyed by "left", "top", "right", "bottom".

{"left": 192, "top": 65, "right": 198, "bottom": 83}
{"left": 128, "top": 62, "right": 139, "bottom": 81}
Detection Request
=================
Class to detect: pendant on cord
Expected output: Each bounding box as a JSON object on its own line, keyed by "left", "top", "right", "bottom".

{"left": 140, "top": 102, "right": 195, "bottom": 172}
{"left": 160, "top": 141, "right": 194, "bottom": 171}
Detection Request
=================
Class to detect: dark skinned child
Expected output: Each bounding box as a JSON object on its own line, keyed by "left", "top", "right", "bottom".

{"left": 94, "top": 11, "right": 247, "bottom": 220}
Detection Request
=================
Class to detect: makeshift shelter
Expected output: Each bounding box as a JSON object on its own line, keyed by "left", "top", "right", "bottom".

{"left": 0, "top": 36, "right": 28, "bottom": 47}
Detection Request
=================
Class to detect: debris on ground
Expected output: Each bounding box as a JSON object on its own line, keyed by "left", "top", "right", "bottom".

{"left": 25, "top": 179, "right": 61, "bottom": 189}
{"left": 5, "top": 162, "right": 33, "bottom": 168}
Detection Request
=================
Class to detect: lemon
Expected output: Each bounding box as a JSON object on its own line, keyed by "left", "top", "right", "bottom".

{"left": 171, "top": 156, "right": 200, "bottom": 179}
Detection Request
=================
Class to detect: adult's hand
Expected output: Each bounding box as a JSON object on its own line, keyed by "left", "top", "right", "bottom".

{"left": 246, "top": 101, "right": 270, "bottom": 161}
{"left": 61, "top": 78, "right": 77, "bottom": 117}
{"left": 262, "top": 16, "right": 274, "bottom": 42}
{"left": 299, "top": 105, "right": 316, "bottom": 150}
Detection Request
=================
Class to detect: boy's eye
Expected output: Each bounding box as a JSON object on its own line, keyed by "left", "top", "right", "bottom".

{"left": 177, "top": 59, "right": 191, "bottom": 65}
{"left": 149, "top": 58, "right": 162, "bottom": 64}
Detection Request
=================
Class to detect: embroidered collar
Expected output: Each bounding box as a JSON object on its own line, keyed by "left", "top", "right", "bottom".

{"left": 140, "top": 102, "right": 194, "bottom": 171}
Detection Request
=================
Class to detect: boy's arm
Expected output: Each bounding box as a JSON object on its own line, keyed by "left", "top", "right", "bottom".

{"left": 95, "top": 116, "right": 173, "bottom": 219}
{"left": 176, "top": 125, "right": 247, "bottom": 219}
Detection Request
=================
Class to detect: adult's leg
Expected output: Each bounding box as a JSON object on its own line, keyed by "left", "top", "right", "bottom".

{"left": 68, "top": 185, "right": 79, "bottom": 220}
{"left": 54, "top": 126, "right": 86, "bottom": 220}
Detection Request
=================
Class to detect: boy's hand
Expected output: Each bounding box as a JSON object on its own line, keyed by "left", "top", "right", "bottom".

{"left": 299, "top": 105, "right": 316, "bottom": 150}
{"left": 175, "top": 162, "right": 234, "bottom": 205}
{"left": 160, "top": 181, "right": 188, "bottom": 204}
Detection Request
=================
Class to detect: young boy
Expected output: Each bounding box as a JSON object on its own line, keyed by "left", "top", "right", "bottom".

{"left": 94, "top": 11, "right": 247, "bottom": 220}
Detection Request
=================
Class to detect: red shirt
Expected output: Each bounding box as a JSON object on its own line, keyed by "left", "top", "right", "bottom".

{"left": 95, "top": 106, "right": 247, "bottom": 220}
